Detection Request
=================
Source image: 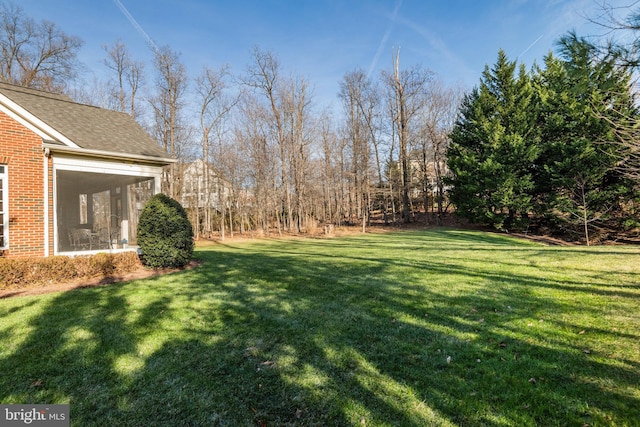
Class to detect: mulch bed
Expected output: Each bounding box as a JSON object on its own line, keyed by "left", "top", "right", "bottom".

{"left": 0, "top": 260, "right": 203, "bottom": 299}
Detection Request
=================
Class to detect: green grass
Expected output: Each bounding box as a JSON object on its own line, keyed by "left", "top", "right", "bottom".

{"left": 1, "top": 229, "right": 639, "bottom": 426}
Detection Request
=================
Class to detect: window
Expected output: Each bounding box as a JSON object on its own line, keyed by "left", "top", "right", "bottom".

{"left": 0, "top": 165, "right": 7, "bottom": 248}
{"left": 79, "top": 194, "right": 88, "bottom": 225}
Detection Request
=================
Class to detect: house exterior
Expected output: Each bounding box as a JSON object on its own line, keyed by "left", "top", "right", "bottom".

{"left": 407, "top": 155, "right": 450, "bottom": 199}
{"left": 0, "top": 82, "right": 173, "bottom": 258}
{"left": 180, "top": 159, "right": 231, "bottom": 212}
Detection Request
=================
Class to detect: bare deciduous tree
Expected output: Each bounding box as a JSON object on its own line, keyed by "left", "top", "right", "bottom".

{"left": 383, "top": 49, "right": 433, "bottom": 222}
{"left": 582, "top": 3, "right": 640, "bottom": 188}
{"left": 150, "top": 46, "right": 189, "bottom": 197}
{"left": 243, "top": 47, "right": 291, "bottom": 231}
{"left": 281, "top": 74, "right": 313, "bottom": 232}
{"left": 235, "top": 95, "right": 272, "bottom": 234}
{"left": 194, "top": 65, "right": 237, "bottom": 238}
{"left": 103, "top": 39, "right": 144, "bottom": 118}
{"left": 339, "top": 69, "right": 380, "bottom": 231}
{"left": 243, "top": 47, "right": 315, "bottom": 233}
{"left": 419, "top": 81, "right": 461, "bottom": 223}
{"left": 0, "top": 2, "right": 82, "bottom": 92}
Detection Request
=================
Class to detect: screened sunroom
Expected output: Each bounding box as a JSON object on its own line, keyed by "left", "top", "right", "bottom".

{"left": 54, "top": 155, "right": 164, "bottom": 255}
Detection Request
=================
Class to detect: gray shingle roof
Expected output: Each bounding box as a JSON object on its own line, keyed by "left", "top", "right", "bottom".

{"left": 0, "top": 82, "right": 171, "bottom": 162}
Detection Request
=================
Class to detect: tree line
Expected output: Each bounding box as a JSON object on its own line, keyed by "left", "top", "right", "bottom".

{"left": 2, "top": 1, "right": 638, "bottom": 242}
{"left": 448, "top": 32, "right": 640, "bottom": 243}
{"left": 1, "top": 2, "right": 459, "bottom": 238}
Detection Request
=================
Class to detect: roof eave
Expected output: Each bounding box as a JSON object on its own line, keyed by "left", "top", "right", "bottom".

{"left": 43, "top": 142, "right": 176, "bottom": 165}
{"left": 0, "top": 94, "right": 79, "bottom": 147}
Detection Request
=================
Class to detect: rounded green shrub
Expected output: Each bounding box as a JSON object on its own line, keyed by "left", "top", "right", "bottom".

{"left": 137, "top": 193, "right": 194, "bottom": 268}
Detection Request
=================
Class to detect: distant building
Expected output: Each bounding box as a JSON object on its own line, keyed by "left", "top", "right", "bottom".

{"left": 180, "top": 159, "right": 231, "bottom": 212}
{"left": 406, "top": 153, "right": 450, "bottom": 203}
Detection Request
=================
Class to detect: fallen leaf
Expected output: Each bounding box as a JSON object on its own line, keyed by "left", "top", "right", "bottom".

{"left": 244, "top": 347, "right": 258, "bottom": 357}
{"left": 295, "top": 408, "right": 303, "bottom": 418}
{"left": 499, "top": 342, "right": 507, "bottom": 348}
{"left": 31, "top": 380, "right": 43, "bottom": 387}
{"left": 578, "top": 330, "right": 585, "bottom": 335}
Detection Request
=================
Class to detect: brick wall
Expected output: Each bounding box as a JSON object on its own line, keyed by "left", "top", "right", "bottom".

{"left": 0, "top": 110, "right": 46, "bottom": 257}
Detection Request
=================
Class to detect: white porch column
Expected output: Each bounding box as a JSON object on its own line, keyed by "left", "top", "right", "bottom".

{"left": 121, "top": 185, "right": 129, "bottom": 245}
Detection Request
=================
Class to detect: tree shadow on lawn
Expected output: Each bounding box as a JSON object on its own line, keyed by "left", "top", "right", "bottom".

{"left": 0, "top": 234, "right": 638, "bottom": 426}
{"left": 246, "top": 235, "right": 640, "bottom": 300}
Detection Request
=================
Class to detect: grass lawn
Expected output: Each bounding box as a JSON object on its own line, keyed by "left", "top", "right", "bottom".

{"left": 0, "top": 229, "right": 639, "bottom": 426}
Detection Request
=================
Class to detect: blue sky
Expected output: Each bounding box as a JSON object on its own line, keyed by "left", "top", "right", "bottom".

{"left": 17, "top": 0, "right": 636, "bottom": 109}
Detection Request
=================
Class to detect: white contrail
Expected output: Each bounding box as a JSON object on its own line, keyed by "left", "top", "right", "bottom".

{"left": 517, "top": 33, "right": 544, "bottom": 60}
{"left": 367, "top": 0, "right": 403, "bottom": 79}
{"left": 113, "top": 0, "right": 158, "bottom": 53}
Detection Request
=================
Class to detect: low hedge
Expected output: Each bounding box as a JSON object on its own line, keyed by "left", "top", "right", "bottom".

{"left": 0, "top": 252, "right": 142, "bottom": 291}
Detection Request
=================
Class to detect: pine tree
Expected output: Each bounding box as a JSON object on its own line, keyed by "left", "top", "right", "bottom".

{"left": 447, "top": 50, "right": 539, "bottom": 231}
{"left": 534, "top": 34, "right": 637, "bottom": 243}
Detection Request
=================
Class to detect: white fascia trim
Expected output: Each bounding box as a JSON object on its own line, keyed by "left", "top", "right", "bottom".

{"left": 53, "top": 155, "right": 165, "bottom": 177}
{"left": 44, "top": 143, "right": 175, "bottom": 165}
{"left": 0, "top": 93, "right": 79, "bottom": 148}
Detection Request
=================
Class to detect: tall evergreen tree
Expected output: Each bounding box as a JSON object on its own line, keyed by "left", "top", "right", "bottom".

{"left": 447, "top": 50, "right": 539, "bottom": 231}
{"left": 534, "top": 34, "right": 637, "bottom": 242}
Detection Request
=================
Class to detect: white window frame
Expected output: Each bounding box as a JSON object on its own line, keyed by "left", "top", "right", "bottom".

{"left": 0, "top": 165, "right": 8, "bottom": 249}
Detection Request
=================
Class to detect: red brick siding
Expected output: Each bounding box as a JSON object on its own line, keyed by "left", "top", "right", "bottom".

{"left": 0, "top": 110, "right": 46, "bottom": 258}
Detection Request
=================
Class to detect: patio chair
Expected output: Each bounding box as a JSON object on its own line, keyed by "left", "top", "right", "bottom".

{"left": 67, "top": 229, "right": 79, "bottom": 250}
{"left": 68, "top": 228, "right": 97, "bottom": 250}
{"left": 97, "top": 226, "right": 121, "bottom": 249}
